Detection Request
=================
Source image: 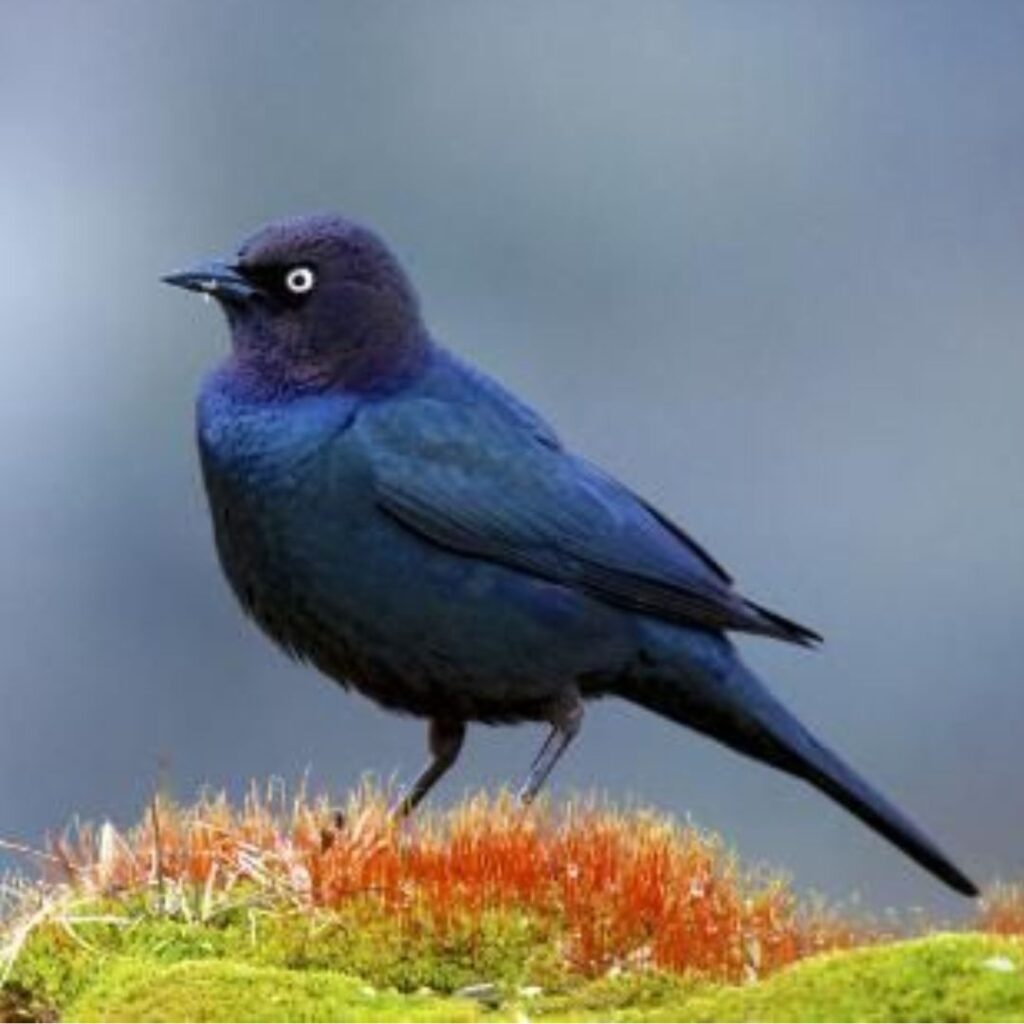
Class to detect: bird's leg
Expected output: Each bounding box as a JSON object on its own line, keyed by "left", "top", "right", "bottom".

{"left": 392, "top": 718, "right": 466, "bottom": 818}
{"left": 517, "top": 693, "right": 584, "bottom": 805}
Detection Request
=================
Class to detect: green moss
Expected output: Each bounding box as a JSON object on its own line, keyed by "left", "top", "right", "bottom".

{"left": 6, "top": 896, "right": 1024, "bottom": 1021}
{"left": 528, "top": 971, "right": 705, "bottom": 1021}
{"left": 3, "top": 918, "right": 99, "bottom": 1012}
{"left": 53, "top": 937, "right": 1024, "bottom": 1021}
{"left": 3, "top": 895, "right": 565, "bottom": 1017}
{"left": 242, "top": 901, "right": 563, "bottom": 993}
{"left": 3, "top": 901, "right": 241, "bottom": 1013}
{"left": 672, "top": 934, "right": 1024, "bottom": 1024}
{"left": 66, "top": 959, "right": 483, "bottom": 1023}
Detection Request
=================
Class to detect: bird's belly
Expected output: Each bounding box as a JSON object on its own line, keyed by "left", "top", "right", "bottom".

{"left": 207, "top": 474, "right": 632, "bottom": 723}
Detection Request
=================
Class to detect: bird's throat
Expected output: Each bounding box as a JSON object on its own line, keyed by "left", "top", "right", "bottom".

{"left": 227, "top": 320, "right": 432, "bottom": 400}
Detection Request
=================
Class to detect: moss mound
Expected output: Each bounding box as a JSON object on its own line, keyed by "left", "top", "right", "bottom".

{"left": 6, "top": 920, "right": 1024, "bottom": 1021}
{"left": 681, "top": 934, "right": 1024, "bottom": 1023}
{"left": 1, "top": 789, "right": 1012, "bottom": 1021}
{"left": 69, "top": 960, "right": 480, "bottom": 1023}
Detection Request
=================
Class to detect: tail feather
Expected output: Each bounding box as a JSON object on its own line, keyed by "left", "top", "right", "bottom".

{"left": 743, "top": 598, "right": 823, "bottom": 647}
{"left": 626, "top": 650, "right": 977, "bottom": 897}
{"left": 769, "top": 710, "right": 978, "bottom": 897}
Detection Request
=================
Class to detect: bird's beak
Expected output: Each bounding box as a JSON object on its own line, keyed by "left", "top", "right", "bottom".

{"left": 161, "top": 258, "right": 258, "bottom": 302}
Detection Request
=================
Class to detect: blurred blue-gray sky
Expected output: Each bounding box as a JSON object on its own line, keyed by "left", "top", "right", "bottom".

{"left": 2, "top": 1, "right": 1023, "bottom": 911}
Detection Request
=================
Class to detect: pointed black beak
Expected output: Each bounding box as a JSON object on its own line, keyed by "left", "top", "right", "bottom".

{"left": 161, "top": 258, "right": 258, "bottom": 302}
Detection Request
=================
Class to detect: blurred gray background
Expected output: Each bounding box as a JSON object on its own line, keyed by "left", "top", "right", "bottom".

{"left": 2, "top": 1, "right": 1022, "bottom": 914}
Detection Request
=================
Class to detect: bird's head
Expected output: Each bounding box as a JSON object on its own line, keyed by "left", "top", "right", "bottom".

{"left": 163, "top": 214, "right": 426, "bottom": 394}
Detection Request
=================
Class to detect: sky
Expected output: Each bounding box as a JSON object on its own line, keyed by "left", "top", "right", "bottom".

{"left": 2, "top": 0, "right": 1023, "bottom": 913}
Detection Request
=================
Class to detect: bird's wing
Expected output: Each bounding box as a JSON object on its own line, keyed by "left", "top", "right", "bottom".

{"left": 359, "top": 398, "right": 819, "bottom": 644}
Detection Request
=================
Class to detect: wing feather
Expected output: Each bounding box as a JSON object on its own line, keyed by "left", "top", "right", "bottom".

{"left": 362, "top": 398, "right": 819, "bottom": 644}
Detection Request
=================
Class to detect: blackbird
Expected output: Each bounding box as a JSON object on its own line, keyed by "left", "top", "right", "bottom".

{"left": 164, "top": 213, "right": 976, "bottom": 895}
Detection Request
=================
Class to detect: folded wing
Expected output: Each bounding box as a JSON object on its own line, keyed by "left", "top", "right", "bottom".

{"left": 362, "top": 398, "right": 819, "bottom": 645}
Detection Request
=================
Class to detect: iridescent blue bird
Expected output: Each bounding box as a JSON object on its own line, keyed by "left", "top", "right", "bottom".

{"left": 164, "top": 214, "right": 976, "bottom": 896}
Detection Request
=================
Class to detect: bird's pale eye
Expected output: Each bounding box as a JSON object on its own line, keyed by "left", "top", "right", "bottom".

{"left": 284, "top": 265, "right": 316, "bottom": 295}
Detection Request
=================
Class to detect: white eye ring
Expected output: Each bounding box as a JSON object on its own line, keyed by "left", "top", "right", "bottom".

{"left": 284, "top": 265, "right": 316, "bottom": 295}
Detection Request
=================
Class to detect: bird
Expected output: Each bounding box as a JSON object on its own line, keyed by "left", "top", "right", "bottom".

{"left": 163, "top": 212, "right": 977, "bottom": 897}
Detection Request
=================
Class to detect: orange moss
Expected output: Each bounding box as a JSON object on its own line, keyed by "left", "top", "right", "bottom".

{"left": 38, "top": 782, "right": 873, "bottom": 983}
{"left": 978, "top": 884, "right": 1024, "bottom": 937}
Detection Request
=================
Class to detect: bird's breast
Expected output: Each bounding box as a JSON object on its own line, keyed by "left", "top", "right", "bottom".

{"left": 192, "top": 370, "right": 635, "bottom": 721}
{"left": 195, "top": 375, "right": 370, "bottom": 651}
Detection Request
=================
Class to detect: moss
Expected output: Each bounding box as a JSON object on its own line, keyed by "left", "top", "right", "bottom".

{"left": 2, "top": 918, "right": 99, "bottom": 1012}
{"left": 672, "top": 934, "right": 1024, "bottom": 1024}
{"left": 3, "top": 901, "right": 241, "bottom": 1013}
{"left": 527, "top": 970, "right": 705, "bottom": 1020}
{"left": 54, "top": 936, "right": 1024, "bottom": 1021}
{"left": 242, "top": 901, "right": 563, "bottom": 993}
{"left": 6, "top": 896, "right": 1024, "bottom": 1021}
{"left": 3, "top": 896, "right": 564, "bottom": 1014}
{"left": 518, "top": 935, "right": 1024, "bottom": 1022}
{"left": 66, "top": 958, "right": 484, "bottom": 1023}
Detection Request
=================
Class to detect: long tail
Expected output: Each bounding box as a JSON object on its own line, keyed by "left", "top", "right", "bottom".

{"left": 625, "top": 645, "right": 978, "bottom": 897}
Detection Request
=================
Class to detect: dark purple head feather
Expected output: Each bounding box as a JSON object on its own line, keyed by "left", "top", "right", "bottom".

{"left": 172, "top": 214, "right": 429, "bottom": 397}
